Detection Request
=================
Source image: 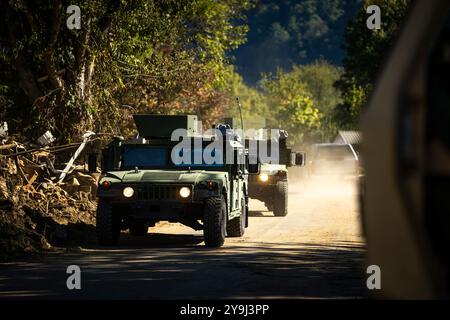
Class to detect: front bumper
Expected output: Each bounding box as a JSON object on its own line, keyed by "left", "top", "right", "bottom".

{"left": 248, "top": 178, "right": 283, "bottom": 201}
{"left": 97, "top": 183, "right": 219, "bottom": 221}
{"left": 124, "top": 201, "right": 203, "bottom": 221}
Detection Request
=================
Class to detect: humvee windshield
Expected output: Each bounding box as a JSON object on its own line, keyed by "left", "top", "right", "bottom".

{"left": 121, "top": 145, "right": 225, "bottom": 170}
{"left": 173, "top": 147, "right": 224, "bottom": 167}
{"left": 123, "top": 147, "right": 167, "bottom": 168}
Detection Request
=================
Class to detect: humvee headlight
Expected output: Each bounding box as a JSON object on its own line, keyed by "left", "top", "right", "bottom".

{"left": 123, "top": 187, "right": 134, "bottom": 198}
{"left": 179, "top": 187, "right": 191, "bottom": 198}
{"left": 259, "top": 173, "right": 269, "bottom": 182}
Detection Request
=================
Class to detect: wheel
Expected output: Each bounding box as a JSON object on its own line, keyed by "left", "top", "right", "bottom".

{"left": 265, "top": 201, "right": 274, "bottom": 212}
{"left": 129, "top": 222, "right": 148, "bottom": 236}
{"left": 273, "top": 180, "right": 288, "bottom": 217}
{"left": 227, "top": 198, "right": 245, "bottom": 237}
{"left": 96, "top": 199, "right": 121, "bottom": 245}
{"left": 203, "top": 195, "right": 226, "bottom": 247}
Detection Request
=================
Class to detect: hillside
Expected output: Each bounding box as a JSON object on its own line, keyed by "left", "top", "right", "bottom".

{"left": 233, "top": 0, "right": 360, "bottom": 84}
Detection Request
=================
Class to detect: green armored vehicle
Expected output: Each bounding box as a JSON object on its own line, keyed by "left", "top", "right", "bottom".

{"left": 93, "top": 115, "right": 259, "bottom": 247}
{"left": 245, "top": 130, "right": 305, "bottom": 216}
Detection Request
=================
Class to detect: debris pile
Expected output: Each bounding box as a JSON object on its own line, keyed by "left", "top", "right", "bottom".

{"left": 0, "top": 135, "right": 99, "bottom": 261}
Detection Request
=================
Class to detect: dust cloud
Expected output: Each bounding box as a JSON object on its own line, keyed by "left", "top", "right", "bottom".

{"left": 288, "top": 164, "right": 358, "bottom": 201}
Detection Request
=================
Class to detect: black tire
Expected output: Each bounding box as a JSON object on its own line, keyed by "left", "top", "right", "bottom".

{"left": 227, "top": 199, "right": 245, "bottom": 237}
{"left": 129, "top": 222, "right": 148, "bottom": 236}
{"left": 203, "top": 196, "right": 226, "bottom": 247}
{"left": 265, "top": 201, "right": 274, "bottom": 212}
{"left": 96, "top": 199, "right": 121, "bottom": 245}
{"left": 273, "top": 181, "right": 288, "bottom": 217}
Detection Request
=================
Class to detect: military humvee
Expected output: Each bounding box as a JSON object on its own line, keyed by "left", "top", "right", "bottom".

{"left": 93, "top": 115, "right": 260, "bottom": 247}
{"left": 245, "top": 130, "right": 305, "bottom": 217}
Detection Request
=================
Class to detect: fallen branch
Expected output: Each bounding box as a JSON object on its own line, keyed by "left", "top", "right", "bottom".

{"left": 0, "top": 144, "right": 16, "bottom": 151}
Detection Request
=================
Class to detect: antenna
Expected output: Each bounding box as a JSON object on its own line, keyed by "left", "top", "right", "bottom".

{"left": 236, "top": 97, "right": 244, "bottom": 132}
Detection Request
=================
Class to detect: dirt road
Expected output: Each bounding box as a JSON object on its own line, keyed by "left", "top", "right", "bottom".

{"left": 0, "top": 181, "right": 366, "bottom": 299}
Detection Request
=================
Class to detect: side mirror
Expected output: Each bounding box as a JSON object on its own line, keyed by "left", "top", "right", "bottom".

{"left": 248, "top": 162, "right": 261, "bottom": 174}
{"left": 88, "top": 153, "right": 98, "bottom": 173}
{"left": 291, "top": 152, "right": 306, "bottom": 166}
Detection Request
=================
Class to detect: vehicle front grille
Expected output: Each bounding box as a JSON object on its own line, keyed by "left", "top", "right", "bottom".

{"left": 137, "top": 185, "right": 183, "bottom": 200}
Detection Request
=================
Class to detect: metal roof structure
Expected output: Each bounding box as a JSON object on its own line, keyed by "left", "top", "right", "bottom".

{"left": 334, "top": 131, "right": 362, "bottom": 145}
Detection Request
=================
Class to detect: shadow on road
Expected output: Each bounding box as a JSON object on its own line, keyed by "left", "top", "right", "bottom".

{"left": 110, "top": 233, "right": 205, "bottom": 248}
{"left": 0, "top": 237, "right": 367, "bottom": 299}
{"left": 248, "top": 210, "right": 273, "bottom": 217}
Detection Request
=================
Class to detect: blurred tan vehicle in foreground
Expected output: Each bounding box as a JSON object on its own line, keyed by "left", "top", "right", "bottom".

{"left": 361, "top": 0, "right": 450, "bottom": 299}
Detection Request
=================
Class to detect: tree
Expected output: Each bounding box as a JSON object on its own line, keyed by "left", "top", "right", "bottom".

{"left": 0, "top": 0, "right": 253, "bottom": 141}
{"left": 233, "top": 0, "right": 359, "bottom": 84}
{"left": 223, "top": 66, "right": 269, "bottom": 127}
{"left": 260, "top": 68, "right": 322, "bottom": 145}
{"left": 334, "top": 0, "right": 412, "bottom": 128}
{"left": 224, "top": 60, "right": 342, "bottom": 144}
{"left": 291, "top": 61, "right": 342, "bottom": 140}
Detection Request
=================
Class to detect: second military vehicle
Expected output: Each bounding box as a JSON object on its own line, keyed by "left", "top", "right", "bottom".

{"left": 93, "top": 115, "right": 260, "bottom": 248}
{"left": 309, "top": 143, "right": 360, "bottom": 181}
{"left": 246, "top": 130, "right": 305, "bottom": 217}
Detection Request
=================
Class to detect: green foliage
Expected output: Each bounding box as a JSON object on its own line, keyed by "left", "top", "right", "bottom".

{"left": 224, "top": 60, "right": 342, "bottom": 144}
{"left": 334, "top": 0, "right": 411, "bottom": 128}
{"left": 233, "top": 0, "right": 359, "bottom": 84}
{"left": 0, "top": 0, "right": 254, "bottom": 141}
{"left": 260, "top": 68, "right": 323, "bottom": 145}
{"left": 294, "top": 61, "right": 342, "bottom": 113}
{"left": 223, "top": 66, "right": 268, "bottom": 125}
{"left": 291, "top": 61, "right": 342, "bottom": 140}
